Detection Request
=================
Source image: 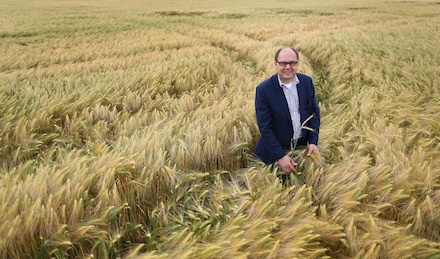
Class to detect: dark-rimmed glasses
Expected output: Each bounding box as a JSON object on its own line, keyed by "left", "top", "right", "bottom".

{"left": 276, "top": 61, "right": 299, "bottom": 68}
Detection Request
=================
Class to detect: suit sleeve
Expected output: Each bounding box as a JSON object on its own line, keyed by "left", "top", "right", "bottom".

{"left": 255, "top": 85, "right": 286, "bottom": 161}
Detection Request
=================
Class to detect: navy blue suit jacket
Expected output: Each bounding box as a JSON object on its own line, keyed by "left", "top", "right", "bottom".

{"left": 254, "top": 73, "right": 320, "bottom": 164}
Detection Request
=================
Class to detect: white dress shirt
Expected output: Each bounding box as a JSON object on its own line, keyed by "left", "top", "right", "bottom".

{"left": 278, "top": 75, "right": 302, "bottom": 140}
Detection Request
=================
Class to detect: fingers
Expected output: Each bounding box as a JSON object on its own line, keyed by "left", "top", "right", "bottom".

{"left": 278, "top": 155, "right": 300, "bottom": 174}
{"left": 281, "top": 157, "right": 297, "bottom": 174}
{"left": 282, "top": 166, "right": 296, "bottom": 174}
{"left": 307, "top": 144, "right": 318, "bottom": 156}
{"left": 307, "top": 146, "right": 314, "bottom": 156}
{"left": 290, "top": 165, "right": 297, "bottom": 174}
{"left": 289, "top": 159, "right": 297, "bottom": 173}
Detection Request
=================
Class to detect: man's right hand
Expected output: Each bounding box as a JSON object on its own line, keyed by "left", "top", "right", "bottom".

{"left": 278, "top": 155, "right": 298, "bottom": 174}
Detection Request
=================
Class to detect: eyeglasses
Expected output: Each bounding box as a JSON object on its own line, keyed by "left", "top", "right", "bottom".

{"left": 276, "top": 60, "right": 299, "bottom": 68}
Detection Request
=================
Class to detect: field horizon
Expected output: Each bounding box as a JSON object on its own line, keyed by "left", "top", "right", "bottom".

{"left": 1, "top": 0, "right": 440, "bottom": 258}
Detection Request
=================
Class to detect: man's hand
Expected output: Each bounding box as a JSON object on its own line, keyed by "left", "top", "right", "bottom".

{"left": 307, "top": 144, "right": 319, "bottom": 156}
{"left": 278, "top": 155, "right": 298, "bottom": 174}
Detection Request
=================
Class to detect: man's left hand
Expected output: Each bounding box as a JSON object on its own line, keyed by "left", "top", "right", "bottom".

{"left": 307, "top": 144, "right": 319, "bottom": 156}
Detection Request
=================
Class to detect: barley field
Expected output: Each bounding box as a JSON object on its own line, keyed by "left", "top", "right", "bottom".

{"left": 1, "top": 0, "right": 440, "bottom": 258}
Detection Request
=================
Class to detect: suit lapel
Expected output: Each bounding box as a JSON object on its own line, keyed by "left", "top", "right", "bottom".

{"left": 296, "top": 80, "right": 307, "bottom": 122}
{"left": 271, "top": 77, "right": 291, "bottom": 121}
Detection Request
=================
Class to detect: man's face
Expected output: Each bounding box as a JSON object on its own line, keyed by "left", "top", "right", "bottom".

{"left": 274, "top": 48, "right": 299, "bottom": 83}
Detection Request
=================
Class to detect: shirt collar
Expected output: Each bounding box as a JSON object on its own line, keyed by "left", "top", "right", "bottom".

{"left": 278, "top": 75, "right": 300, "bottom": 89}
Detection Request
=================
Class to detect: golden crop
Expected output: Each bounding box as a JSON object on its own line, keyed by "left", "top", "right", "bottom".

{"left": 1, "top": 0, "right": 439, "bottom": 258}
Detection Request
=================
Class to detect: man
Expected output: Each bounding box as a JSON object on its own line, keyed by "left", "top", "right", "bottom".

{"left": 254, "top": 47, "right": 320, "bottom": 176}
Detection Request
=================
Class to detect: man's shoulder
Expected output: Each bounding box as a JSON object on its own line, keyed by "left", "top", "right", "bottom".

{"left": 296, "top": 72, "right": 312, "bottom": 81}
{"left": 257, "top": 74, "right": 278, "bottom": 89}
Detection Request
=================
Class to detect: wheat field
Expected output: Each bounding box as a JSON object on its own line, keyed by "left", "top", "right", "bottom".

{"left": 1, "top": 0, "right": 440, "bottom": 258}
